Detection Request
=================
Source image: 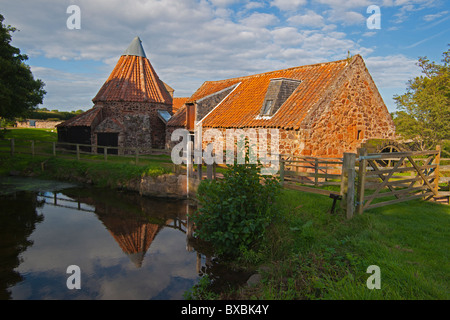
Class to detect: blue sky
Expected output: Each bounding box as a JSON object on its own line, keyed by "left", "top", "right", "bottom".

{"left": 1, "top": 0, "right": 449, "bottom": 112}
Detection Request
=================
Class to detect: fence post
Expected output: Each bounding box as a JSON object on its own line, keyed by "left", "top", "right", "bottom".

{"left": 207, "top": 164, "right": 213, "bottom": 180}
{"left": 356, "top": 148, "right": 368, "bottom": 215}
{"left": 434, "top": 145, "right": 441, "bottom": 194}
{"left": 52, "top": 142, "right": 56, "bottom": 156}
{"left": 279, "top": 154, "right": 285, "bottom": 186}
{"left": 104, "top": 147, "right": 108, "bottom": 161}
{"left": 314, "top": 158, "right": 319, "bottom": 186}
{"left": 198, "top": 163, "right": 202, "bottom": 180}
{"left": 341, "top": 153, "right": 356, "bottom": 219}
{"left": 135, "top": 148, "right": 139, "bottom": 165}
{"left": 31, "top": 140, "right": 35, "bottom": 157}
{"left": 76, "top": 144, "right": 80, "bottom": 161}
{"left": 10, "top": 138, "right": 14, "bottom": 156}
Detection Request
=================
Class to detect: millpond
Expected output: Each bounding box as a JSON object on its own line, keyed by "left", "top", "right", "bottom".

{"left": 0, "top": 177, "right": 249, "bottom": 300}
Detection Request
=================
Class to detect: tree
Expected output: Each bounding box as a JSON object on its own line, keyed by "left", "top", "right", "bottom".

{"left": 0, "top": 13, "right": 46, "bottom": 120}
{"left": 393, "top": 46, "right": 450, "bottom": 150}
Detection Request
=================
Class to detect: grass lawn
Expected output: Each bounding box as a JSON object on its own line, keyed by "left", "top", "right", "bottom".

{"left": 229, "top": 189, "right": 449, "bottom": 300}
{"left": 3, "top": 128, "right": 58, "bottom": 142}
{"left": 0, "top": 128, "right": 175, "bottom": 168}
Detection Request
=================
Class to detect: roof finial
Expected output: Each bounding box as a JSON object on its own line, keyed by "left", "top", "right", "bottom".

{"left": 123, "top": 36, "right": 146, "bottom": 58}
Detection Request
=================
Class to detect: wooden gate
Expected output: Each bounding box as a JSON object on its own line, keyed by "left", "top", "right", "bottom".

{"left": 355, "top": 147, "right": 441, "bottom": 214}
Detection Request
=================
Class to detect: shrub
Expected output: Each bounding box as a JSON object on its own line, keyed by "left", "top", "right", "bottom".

{"left": 191, "top": 147, "right": 281, "bottom": 258}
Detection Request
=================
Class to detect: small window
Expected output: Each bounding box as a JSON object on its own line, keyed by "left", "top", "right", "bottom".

{"left": 356, "top": 129, "right": 364, "bottom": 140}
{"left": 262, "top": 100, "right": 273, "bottom": 115}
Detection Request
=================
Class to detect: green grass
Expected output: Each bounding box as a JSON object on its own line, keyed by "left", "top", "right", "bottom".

{"left": 3, "top": 128, "right": 58, "bottom": 142}
{"left": 0, "top": 153, "right": 171, "bottom": 188}
{"left": 0, "top": 128, "right": 175, "bottom": 168}
{"left": 227, "top": 189, "right": 449, "bottom": 300}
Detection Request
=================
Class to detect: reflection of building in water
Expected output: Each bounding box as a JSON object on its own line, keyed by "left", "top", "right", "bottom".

{"left": 57, "top": 188, "right": 196, "bottom": 268}
{"left": 98, "top": 214, "right": 162, "bottom": 268}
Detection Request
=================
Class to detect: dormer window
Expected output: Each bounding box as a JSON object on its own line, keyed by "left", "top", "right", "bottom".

{"left": 262, "top": 100, "right": 273, "bottom": 115}
{"left": 260, "top": 78, "right": 301, "bottom": 117}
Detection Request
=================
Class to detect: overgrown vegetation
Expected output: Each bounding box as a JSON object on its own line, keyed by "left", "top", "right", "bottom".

{"left": 191, "top": 145, "right": 281, "bottom": 258}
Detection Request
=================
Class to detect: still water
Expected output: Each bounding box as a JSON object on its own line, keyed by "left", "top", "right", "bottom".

{"left": 0, "top": 177, "right": 211, "bottom": 300}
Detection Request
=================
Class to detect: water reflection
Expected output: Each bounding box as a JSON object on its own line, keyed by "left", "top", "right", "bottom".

{"left": 0, "top": 181, "right": 207, "bottom": 300}
{"left": 0, "top": 178, "right": 254, "bottom": 300}
{"left": 0, "top": 191, "right": 44, "bottom": 300}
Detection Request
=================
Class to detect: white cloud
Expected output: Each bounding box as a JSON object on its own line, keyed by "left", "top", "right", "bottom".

{"left": 317, "top": 0, "right": 372, "bottom": 8}
{"left": 270, "top": 0, "right": 307, "bottom": 11}
{"left": 244, "top": 1, "right": 265, "bottom": 10}
{"left": 327, "top": 10, "right": 366, "bottom": 26}
{"left": 208, "top": 0, "right": 239, "bottom": 7}
{"left": 29, "top": 66, "right": 105, "bottom": 110}
{"left": 423, "top": 11, "right": 449, "bottom": 21}
{"left": 364, "top": 54, "right": 420, "bottom": 89}
{"left": 363, "top": 31, "right": 377, "bottom": 37}
{"left": 288, "top": 10, "right": 326, "bottom": 28}
{"left": 240, "top": 12, "right": 279, "bottom": 28}
{"left": 1, "top": 0, "right": 384, "bottom": 110}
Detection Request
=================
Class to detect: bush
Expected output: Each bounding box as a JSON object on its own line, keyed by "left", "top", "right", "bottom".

{"left": 191, "top": 148, "right": 281, "bottom": 258}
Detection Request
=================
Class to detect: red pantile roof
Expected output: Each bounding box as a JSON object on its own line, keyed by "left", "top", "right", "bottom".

{"left": 93, "top": 37, "right": 172, "bottom": 105}
{"left": 168, "top": 56, "right": 352, "bottom": 130}
{"left": 56, "top": 107, "right": 102, "bottom": 128}
{"left": 172, "top": 97, "right": 188, "bottom": 113}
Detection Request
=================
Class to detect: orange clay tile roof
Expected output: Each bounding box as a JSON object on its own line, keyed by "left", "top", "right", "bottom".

{"left": 168, "top": 57, "right": 351, "bottom": 130}
{"left": 92, "top": 55, "right": 172, "bottom": 105}
{"left": 172, "top": 97, "right": 188, "bottom": 113}
{"left": 56, "top": 107, "right": 102, "bottom": 127}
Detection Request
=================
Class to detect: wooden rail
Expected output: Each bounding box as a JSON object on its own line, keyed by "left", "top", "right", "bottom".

{"left": 279, "top": 155, "right": 343, "bottom": 193}
{"left": 355, "top": 146, "right": 443, "bottom": 214}
{"left": 0, "top": 138, "right": 171, "bottom": 165}
{"left": 3, "top": 137, "right": 448, "bottom": 217}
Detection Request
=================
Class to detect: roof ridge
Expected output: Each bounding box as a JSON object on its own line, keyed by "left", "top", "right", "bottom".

{"left": 202, "top": 57, "right": 350, "bottom": 84}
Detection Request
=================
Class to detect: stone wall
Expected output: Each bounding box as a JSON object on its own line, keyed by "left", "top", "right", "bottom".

{"left": 125, "top": 174, "right": 199, "bottom": 199}
{"left": 93, "top": 101, "right": 171, "bottom": 152}
{"left": 16, "top": 120, "right": 63, "bottom": 129}
{"left": 299, "top": 56, "right": 396, "bottom": 157}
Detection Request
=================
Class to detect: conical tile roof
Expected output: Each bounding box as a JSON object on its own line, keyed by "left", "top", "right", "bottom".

{"left": 92, "top": 37, "right": 172, "bottom": 104}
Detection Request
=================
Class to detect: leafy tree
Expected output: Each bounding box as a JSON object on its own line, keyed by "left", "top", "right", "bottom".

{"left": 0, "top": 14, "right": 46, "bottom": 120}
{"left": 393, "top": 46, "right": 450, "bottom": 150}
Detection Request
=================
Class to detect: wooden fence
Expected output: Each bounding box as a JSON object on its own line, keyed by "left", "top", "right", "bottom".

{"left": 279, "top": 146, "right": 448, "bottom": 219}
{"left": 2, "top": 137, "right": 448, "bottom": 218}
{"left": 1, "top": 138, "right": 171, "bottom": 165}
{"left": 279, "top": 155, "right": 343, "bottom": 197}
{"left": 356, "top": 147, "right": 442, "bottom": 214}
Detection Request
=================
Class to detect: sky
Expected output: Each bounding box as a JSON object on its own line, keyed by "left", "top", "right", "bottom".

{"left": 1, "top": 0, "right": 449, "bottom": 113}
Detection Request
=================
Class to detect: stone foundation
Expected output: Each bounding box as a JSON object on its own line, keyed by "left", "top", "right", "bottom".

{"left": 125, "top": 174, "right": 199, "bottom": 199}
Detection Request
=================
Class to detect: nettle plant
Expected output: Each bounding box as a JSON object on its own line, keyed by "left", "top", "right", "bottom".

{"left": 191, "top": 141, "right": 281, "bottom": 258}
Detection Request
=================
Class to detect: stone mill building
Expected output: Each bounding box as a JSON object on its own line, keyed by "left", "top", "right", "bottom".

{"left": 167, "top": 54, "right": 396, "bottom": 158}
{"left": 57, "top": 36, "right": 174, "bottom": 153}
